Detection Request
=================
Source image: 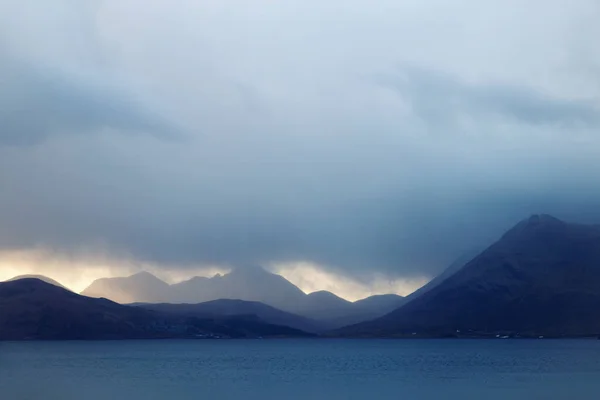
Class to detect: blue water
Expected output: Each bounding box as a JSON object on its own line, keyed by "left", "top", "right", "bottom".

{"left": 2, "top": 339, "right": 600, "bottom": 399}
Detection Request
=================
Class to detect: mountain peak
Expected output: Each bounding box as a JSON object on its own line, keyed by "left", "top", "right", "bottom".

{"left": 500, "top": 214, "right": 566, "bottom": 243}
{"left": 1, "top": 277, "right": 65, "bottom": 293}
{"left": 526, "top": 214, "right": 563, "bottom": 226}
{"left": 511, "top": 214, "right": 565, "bottom": 233}
{"left": 308, "top": 290, "right": 344, "bottom": 299}
{"left": 6, "top": 275, "right": 69, "bottom": 291}
{"left": 129, "top": 271, "right": 163, "bottom": 281}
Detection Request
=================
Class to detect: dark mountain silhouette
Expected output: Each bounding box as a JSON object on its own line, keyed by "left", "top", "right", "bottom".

{"left": 403, "top": 249, "right": 481, "bottom": 303}
{"left": 0, "top": 278, "right": 163, "bottom": 340}
{"left": 338, "top": 215, "right": 600, "bottom": 338}
{"left": 0, "top": 278, "right": 311, "bottom": 340}
{"left": 81, "top": 267, "right": 404, "bottom": 327}
{"left": 6, "top": 274, "right": 69, "bottom": 291}
{"left": 135, "top": 299, "right": 322, "bottom": 333}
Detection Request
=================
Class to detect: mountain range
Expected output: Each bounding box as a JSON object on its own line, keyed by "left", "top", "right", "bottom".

{"left": 5, "top": 214, "right": 600, "bottom": 339}
{"left": 81, "top": 266, "right": 405, "bottom": 328}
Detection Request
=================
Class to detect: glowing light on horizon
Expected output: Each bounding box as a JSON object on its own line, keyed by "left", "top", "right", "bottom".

{"left": 0, "top": 249, "right": 131, "bottom": 292}
{"left": 271, "top": 261, "right": 429, "bottom": 301}
{"left": 0, "top": 250, "right": 429, "bottom": 301}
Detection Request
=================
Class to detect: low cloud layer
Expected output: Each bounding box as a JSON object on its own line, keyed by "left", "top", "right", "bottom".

{"left": 1, "top": 0, "right": 600, "bottom": 288}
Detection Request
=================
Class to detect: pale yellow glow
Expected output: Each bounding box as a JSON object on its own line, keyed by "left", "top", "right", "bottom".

{"left": 0, "top": 249, "right": 227, "bottom": 292}
{"left": 0, "top": 250, "right": 117, "bottom": 292}
{"left": 271, "top": 261, "right": 429, "bottom": 301}
{"left": 1, "top": 249, "right": 429, "bottom": 301}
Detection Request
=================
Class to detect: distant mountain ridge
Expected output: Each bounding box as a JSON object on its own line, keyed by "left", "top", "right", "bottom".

{"left": 338, "top": 215, "right": 600, "bottom": 337}
{"left": 81, "top": 271, "right": 171, "bottom": 303}
{"left": 81, "top": 267, "right": 406, "bottom": 328}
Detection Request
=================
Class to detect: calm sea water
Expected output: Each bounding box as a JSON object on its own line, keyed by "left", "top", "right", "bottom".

{"left": 2, "top": 339, "right": 600, "bottom": 400}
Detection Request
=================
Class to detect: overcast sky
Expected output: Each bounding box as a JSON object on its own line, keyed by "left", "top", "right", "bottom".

{"left": 1, "top": 0, "right": 599, "bottom": 297}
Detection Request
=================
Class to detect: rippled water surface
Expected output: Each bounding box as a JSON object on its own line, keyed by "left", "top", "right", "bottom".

{"left": 2, "top": 339, "right": 600, "bottom": 399}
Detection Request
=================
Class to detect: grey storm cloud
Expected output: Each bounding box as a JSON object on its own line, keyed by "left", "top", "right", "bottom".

{"left": 0, "top": 49, "right": 182, "bottom": 145}
{"left": 1, "top": 0, "right": 600, "bottom": 280}
{"left": 376, "top": 67, "right": 600, "bottom": 129}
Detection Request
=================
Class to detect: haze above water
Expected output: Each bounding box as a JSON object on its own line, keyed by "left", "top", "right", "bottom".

{"left": 2, "top": 340, "right": 600, "bottom": 400}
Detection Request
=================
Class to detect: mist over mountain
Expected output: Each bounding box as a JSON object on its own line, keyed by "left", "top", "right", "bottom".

{"left": 81, "top": 267, "right": 405, "bottom": 328}
{"left": 339, "top": 215, "right": 600, "bottom": 337}
{"left": 82, "top": 267, "right": 307, "bottom": 308}
{"left": 171, "top": 267, "right": 308, "bottom": 311}
{"left": 1, "top": 0, "right": 600, "bottom": 351}
{"left": 2, "top": 0, "right": 600, "bottom": 292}
{"left": 81, "top": 271, "right": 171, "bottom": 303}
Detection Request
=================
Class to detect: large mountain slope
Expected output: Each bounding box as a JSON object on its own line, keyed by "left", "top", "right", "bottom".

{"left": 402, "top": 249, "right": 480, "bottom": 302}
{"left": 0, "top": 278, "right": 311, "bottom": 340}
{"left": 339, "top": 215, "right": 600, "bottom": 337}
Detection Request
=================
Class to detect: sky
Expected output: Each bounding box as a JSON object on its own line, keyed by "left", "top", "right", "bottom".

{"left": 1, "top": 0, "right": 599, "bottom": 299}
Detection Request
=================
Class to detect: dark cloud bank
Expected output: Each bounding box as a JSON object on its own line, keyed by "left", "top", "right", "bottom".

{"left": 1, "top": 0, "right": 600, "bottom": 282}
